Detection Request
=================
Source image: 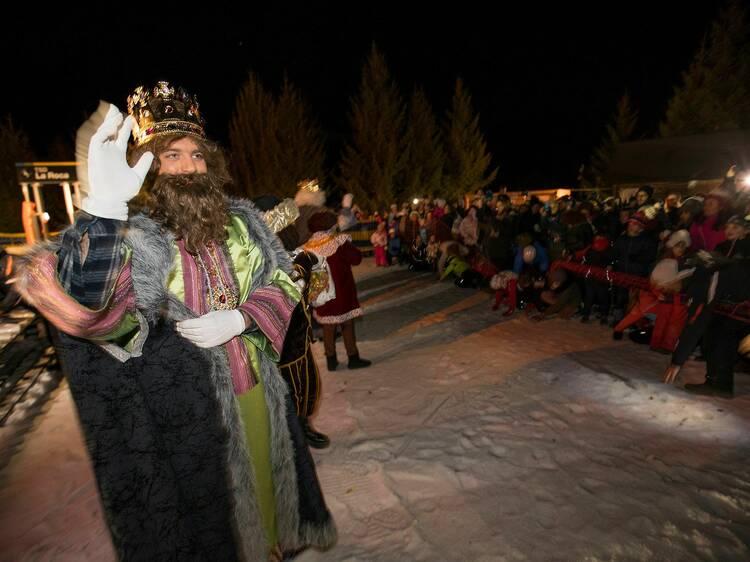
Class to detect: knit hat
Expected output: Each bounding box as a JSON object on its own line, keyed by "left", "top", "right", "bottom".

{"left": 726, "top": 214, "right": 750, "bottom": 229}
{"left": 637, "top": 185, "right": 654, "bottom": 198}
{"left": 680, "top": 196, "right": 704, "bottom": 217}
{"left": 627, "top": 211, "right": 648, "bottom": 227}
{"left": 307, "top": 210, "right": 338, "bottom": 233}
{"left": 591, "top": 235, "right": 610, "bottom": 252}
{"left": 704, "top": 187, "right": 731, "bottom": 206}
{"left": 650, "top": 258, "right": 695, "bottom": 287}
{"left": 665, "top": 229, "right": 691, "bottom": 249}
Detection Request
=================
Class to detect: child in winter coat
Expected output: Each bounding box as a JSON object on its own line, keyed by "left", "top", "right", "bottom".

{"left": 370, "top": 222, "right": 388, "bottom": 267}
{"left": 649, "top": 230, "right": 692, "bottom": 352}
{"left": 612, "top": 229, "right": 694, "bottom": 348}
{"left": 612, "top": 212, "right": 658, "bottom": 323}
{"left": 491, "top": 243, "right": 549, "bottom": 316}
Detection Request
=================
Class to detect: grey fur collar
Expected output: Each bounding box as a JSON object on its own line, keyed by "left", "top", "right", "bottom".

{"left": 127, "top": 197, "right": 293, "bottom": 324}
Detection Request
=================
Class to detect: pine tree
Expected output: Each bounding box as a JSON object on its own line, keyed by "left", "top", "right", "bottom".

{"left": 339, "top": 44, "right": 406, "bottom": 212}
{"left": 584, "top": 93, "right": 639, "bottom": 188}
{"left": 0, "top": 117, "right": 34, "bottom": 232}
{"left": 229, "top": 73, "right": 326, "bottom": 198}
{"left": 660, "top": 1, "right": 750, "bottom": 137}
{"left": 443, "top": 78, "right": 498, "bottom": 201}
{"left": 275, "top": 77, "right": 326, "bottom": 197}
{"left": 229, "top": 72, "right": 280, "bottom": 198}
{"left": 400, "top": 85, "right": 445, "bottom": 200}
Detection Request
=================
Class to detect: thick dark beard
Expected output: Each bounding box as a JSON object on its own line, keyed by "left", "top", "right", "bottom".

{"left": 136, "top": 173, "right": 229, "bottom": 254}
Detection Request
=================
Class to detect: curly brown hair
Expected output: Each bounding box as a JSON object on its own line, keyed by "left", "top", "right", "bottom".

{"left": 128, "top": 135, "right": 233, "bottom": 253}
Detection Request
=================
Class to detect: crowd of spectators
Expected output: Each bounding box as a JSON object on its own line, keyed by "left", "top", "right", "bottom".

{"left": 358, "top": 173, "right": 750, "bottom": 394}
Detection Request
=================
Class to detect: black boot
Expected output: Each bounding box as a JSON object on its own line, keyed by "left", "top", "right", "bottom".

{"left": 684, "top": 381, "right": 733, "bottom": 398}
{"left": 348, "top": 353, "right": 372, "bottom": 369}
{"left": 326, "top": 355, "right": 338, "bottom": 371}
{"left": 300, "top": 418, "right": 330, "bottom": 449}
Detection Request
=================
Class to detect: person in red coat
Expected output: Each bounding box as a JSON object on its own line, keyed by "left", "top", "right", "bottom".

{"left": 304, "top": 211, "right": 372, "bottom": 371}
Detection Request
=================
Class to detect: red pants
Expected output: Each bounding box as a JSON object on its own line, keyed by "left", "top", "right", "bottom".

{"left": 374, "top": 246, "right": 388, "bottom": 266}
{"left": 650, "top": 298, "right": 687, "bottom": 352}
{"left": 613, "top": 290, "right": 658, "bottom": 333}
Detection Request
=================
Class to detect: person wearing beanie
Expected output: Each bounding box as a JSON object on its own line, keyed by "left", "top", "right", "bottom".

{"left": 674, "top": 196, "right": 703, "bottom": 231}
{"left": 664, "top": 215, "right": 750, "bottom": 397}
{"left": 649, "top": 232, "right": 693, "bottom": 353}
{"left": 635, "top": 185, "right": 655, "bottom": 209}
{"left": 303, "top": 211, "right": 371, "bottom": 370}
{"left": 665, "top": 229, "right": 691, "bottom": 252}
{"left": 611, "top": 258, "right": 694, "bottom": 345}
{"left": 689, "top": 188, "right": 730, "bottom": 252}
{"left": 611, "top": 212, "right": 658, "bottom": 324}
{"left": 370, "top": 221, "right": 389, "bottom": 267}
{"left": 493, "top": 241, "right": 549, "bottom": 316}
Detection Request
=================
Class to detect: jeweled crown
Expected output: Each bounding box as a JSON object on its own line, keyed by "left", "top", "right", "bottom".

{"left": 297, "top": 178, "right": 320, "bottom": 192}
{"left": 127, "top": 81, "right": 206, "bottom": 146}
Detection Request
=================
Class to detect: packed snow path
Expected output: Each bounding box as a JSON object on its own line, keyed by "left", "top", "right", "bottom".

{"left": 0, "top": 263, "right": 748, "bottom": 561}
{"left": 302, "top": 265, "right": 750, "bottom": 562}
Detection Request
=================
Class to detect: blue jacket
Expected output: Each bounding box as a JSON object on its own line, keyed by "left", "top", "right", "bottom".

{"left": 513, "top": 241, "right": 549, "bottom": 275}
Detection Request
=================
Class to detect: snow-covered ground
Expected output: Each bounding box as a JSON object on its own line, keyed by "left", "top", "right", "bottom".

{"left": 303, "top": 263, "right": 750, "bottom": 562}
{"left": 1, "top": 261, "right": 749, "bottom": 561}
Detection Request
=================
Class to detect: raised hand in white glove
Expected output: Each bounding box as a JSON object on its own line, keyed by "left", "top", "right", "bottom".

{"left": 81, "top": 104, "right": 154, "bottom": 220}
{"left": 176, "top": 309, "right": 248, "bottom": 348}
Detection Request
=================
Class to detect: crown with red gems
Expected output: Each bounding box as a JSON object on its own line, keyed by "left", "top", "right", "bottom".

{"left": 127, "top": 81, "right": 206, "bottom": 146}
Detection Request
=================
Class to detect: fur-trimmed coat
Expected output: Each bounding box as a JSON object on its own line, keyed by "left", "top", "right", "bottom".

{"left": 18, "top": 199, "right": 336, "bottom": 561}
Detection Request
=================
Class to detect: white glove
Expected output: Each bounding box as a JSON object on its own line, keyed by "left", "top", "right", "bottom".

{"left": 176, "top": 309, "right": 247, "bottom": 348}
{"left": 81, "top": 104, "right": 154, "bottom": 220}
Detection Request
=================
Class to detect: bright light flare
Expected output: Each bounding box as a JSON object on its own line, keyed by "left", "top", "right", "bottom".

{"left": 413, "top": 198, "right": 419, "bottom": 205}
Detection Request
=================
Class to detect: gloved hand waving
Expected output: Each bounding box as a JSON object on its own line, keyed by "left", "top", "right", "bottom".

{"left": 81, "top": 104, "right": 154, "bottom": 220}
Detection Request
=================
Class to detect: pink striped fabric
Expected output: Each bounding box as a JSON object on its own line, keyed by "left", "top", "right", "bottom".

{"left": 18, "top": 251, "right": 135, "bottom": 339}
{"left": 239, "top": 286, "right": 297, "bottom": 357}
{"left": 179, "top": 240, "right": 257, "bottom": 394}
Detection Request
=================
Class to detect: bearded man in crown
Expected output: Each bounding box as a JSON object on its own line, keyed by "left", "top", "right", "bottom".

{"left": 15, "top": 82, "right": 336, "bottom": 561}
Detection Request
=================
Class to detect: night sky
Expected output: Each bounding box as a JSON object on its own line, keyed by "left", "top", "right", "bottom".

{"left": 1, "top": 2, "right": 731, "bottom": 188}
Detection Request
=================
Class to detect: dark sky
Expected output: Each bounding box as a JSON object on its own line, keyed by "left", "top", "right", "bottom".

{"left": 1, "top": 2, "right": 732, "bottom": 188}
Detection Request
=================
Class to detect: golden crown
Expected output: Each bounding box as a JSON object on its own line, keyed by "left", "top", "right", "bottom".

{"left": 127, "top": 81, "right": 206, "bottom": 146}
{"left": 297, "top": 178, "right": 320, "bottom": 192}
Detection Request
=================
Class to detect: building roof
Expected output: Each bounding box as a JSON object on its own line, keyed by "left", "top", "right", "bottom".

{"left": 609, "top": 130, "right": 750, "bottom": 184}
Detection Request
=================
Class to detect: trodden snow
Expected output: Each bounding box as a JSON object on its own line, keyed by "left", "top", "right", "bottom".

{"left": 1, "top": 262, "right": 749, "bottom": 561}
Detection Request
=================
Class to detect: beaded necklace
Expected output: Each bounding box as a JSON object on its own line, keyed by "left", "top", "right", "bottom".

{"left": 195, "top": 242, "right": 238, "bottom": 311}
